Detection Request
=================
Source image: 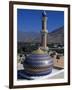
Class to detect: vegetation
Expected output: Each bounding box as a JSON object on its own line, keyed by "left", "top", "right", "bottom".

{"left": 17, "top": 42, "right": 40, "bottom": 54}
{"left": 18, "top": 42, "right": 64, "bottom": 55}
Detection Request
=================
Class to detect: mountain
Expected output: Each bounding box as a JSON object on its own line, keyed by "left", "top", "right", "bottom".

{"left": 17, "top": 32, "right": 41, "bottom": 43}
{"left": 17, "top": 26, "right": 64, "bottom": 44}
{"left": 48, "top": 26, "right": 64, "bottom": 44}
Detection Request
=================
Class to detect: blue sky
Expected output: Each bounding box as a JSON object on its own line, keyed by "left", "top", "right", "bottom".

{"left": 17, "top": 9, "right": 64, "bottom": 33}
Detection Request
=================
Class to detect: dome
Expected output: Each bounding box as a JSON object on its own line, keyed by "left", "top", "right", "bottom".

{"left": 32, "top": 47, "right": 47, "bottom": 54}
{"left": 42, "top": 11, "right": 46, "bottom": 17}
{"left": 23, "top": 48, "right": 53, "bottom": 78}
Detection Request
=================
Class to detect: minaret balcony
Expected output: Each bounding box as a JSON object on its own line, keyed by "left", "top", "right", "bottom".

{"left": 41, "top": 30, "right": 48, "bottom": 33}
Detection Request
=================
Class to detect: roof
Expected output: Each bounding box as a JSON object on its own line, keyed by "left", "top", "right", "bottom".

{"left": 32, "top": 47, "right": 47, "bottom": 54}
{"left": 42, "top": 11, "right": 46, "bottom": 17}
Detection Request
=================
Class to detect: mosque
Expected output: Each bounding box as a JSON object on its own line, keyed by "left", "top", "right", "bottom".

{"left": 22, "top": 11, "right": 53, "bottom": 79}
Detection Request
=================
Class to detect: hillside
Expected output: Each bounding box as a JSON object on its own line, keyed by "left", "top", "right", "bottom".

{"left": 17, "top": 26, "right": 64, "bottom": 44}
{"left": 48, "top": 26, "right": 64, "bottom": 44}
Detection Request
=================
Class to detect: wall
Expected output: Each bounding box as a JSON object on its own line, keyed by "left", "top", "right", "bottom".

{"left": 0, "top": 0, "right": 72, "bottom": 90}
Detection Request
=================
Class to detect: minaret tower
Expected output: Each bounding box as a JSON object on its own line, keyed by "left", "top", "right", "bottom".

{"left": 41, "top": 11, "right": 48, "bottom": 51}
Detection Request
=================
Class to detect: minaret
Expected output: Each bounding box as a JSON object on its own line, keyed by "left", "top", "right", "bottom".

{"left": 41, "top": 11, "right": 48, "bottom": 51}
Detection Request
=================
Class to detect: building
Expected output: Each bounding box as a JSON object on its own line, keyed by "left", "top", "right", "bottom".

{"left": 40, "top": 11, "right": 48, "bottom": 51}
{"left": 23, "top": 47, "right": 53, "bottom": 78}
{"left": 22, "top": 11, "right": 53, "bottom": 79}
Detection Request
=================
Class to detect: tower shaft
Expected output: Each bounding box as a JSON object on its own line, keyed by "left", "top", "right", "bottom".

{"left": 42, "top": 17, "right": 47, "bottom": 30}
{"left": 41, "top": 11, "right": 48, "bottom": 49}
